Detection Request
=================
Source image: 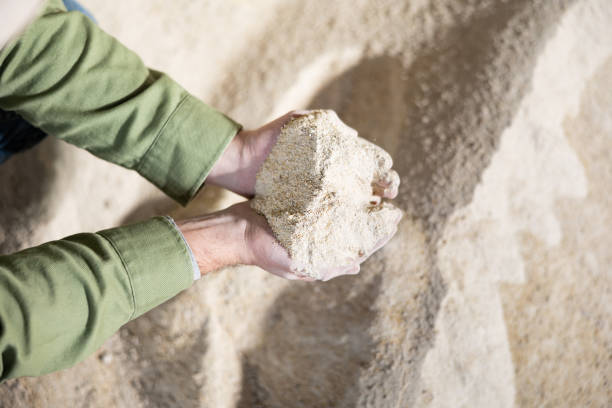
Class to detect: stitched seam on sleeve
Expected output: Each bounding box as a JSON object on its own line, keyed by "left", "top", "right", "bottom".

{"left": 134, "top": 93, "right": 189, "bottom": 173}
{"left": 98, "top": 232, "right": 137, "bottom": 321}
{"left": 163, "top": 215, "right": 201, "bottom": 280}
{"left": 158, "top": 216, "right": 192, "bottom": 274}
{"left": 187, "top": 140, "right": 230, "bottom": 200}
{"left": 185, "top": 123, "right": 241, "bottom": 202}
{"left": 44, "top": 8, "right": 66, "bottom": 15}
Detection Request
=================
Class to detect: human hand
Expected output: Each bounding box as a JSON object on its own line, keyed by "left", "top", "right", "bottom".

{"left": 207, "top": 110, "right": 399, "bottom": 200}
{"left": 177, "top": 201, "right": 383, "bottom": 281}
{"left": 206, "top": 111, "right": 308, "bottom": 197}
{"left": 200, "top": 110, "right": 401, "bottom": 281}
{"left": 177, "top": 200, "right": 400, "bottom": 282}
{"left": 175, "top": 201, "right": 309, "bottom": 280}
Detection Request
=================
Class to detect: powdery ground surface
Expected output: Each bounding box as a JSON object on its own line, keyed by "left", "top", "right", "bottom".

{"left": 0, "top": 0, "right": 611, "bottom": 407}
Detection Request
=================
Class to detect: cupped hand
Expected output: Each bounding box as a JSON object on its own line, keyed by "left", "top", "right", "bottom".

{"left": 223, "top": 198, "right": 401, "bottom": 282}
{"left": 228, "top": 201, "right": 311, "bottom": 280}
{"left": 207, "top": 110, "right": 400, "bottom": 201}
{"left": 227, "top": 202, "right": 395, "bottom": 282}
{"left": 206, "top": 110, "right": 310, "bottom": 197}
{"left": 200, "top": 109, "right": 401, "bottom": 281}
{"left": 178, "top": 201, "right": 400, "bottom": 282}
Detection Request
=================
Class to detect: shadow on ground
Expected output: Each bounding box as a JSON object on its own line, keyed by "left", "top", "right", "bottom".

{"left": 121, "top": 315, "right": 209, "bottom": 408}
{"left": 0, "top": 138, "right": 59, "bottom": 254}
{"left": 0, "top": 138, "right": 60, "bottom": 405}
{"left": 231, "top": 0, "right": 573, "bottom": 402}
{"left": 237, "top": 275, "right": 382, "bottom": 408}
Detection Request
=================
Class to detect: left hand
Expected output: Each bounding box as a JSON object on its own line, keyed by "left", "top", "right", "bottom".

{"left": 206, "top": 110, "right": 399, "bottom": 200}
{"left": 206, "top": 110, "right": 308, "bottom": 197}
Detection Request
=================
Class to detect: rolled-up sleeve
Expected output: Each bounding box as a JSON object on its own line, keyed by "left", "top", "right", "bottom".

{"left": 0, "top": 0, "right": 241, "bottom": 204}
{"left": 0, "top": 217, "right": 195, "bottom": 380}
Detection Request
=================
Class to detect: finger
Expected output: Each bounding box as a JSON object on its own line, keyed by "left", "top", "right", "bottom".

{"left": 365, "top": 223, "right": 400, "bottom": 259}
{"left": 272, "top": 270, "right": 315, "bottom": 282}
{"left": 292, "top": 270, "right": 316, "bottom": 281}
{"left": 290, "top": 109, "right": 312, "bottom": 116}
{"left": 356, "top": 208, "right": 402, "bottom": 263}
{"left": 373, "top": 169, "right": 400, "bottom": 199}
{"left": 368, "top": 195, "right": 382, "bottom": 206}
{"left": 284, "top": 261, "right": 317, "bottom": 282}
{"left": 365, "top": 142, "right": 393, "bottom": 171}
{"left": 394, "top": 209, "right": 403, "bottom": 224}
{"left": 278, "top": 270, "right": 314, "bottom": 281}
{"left": 372, "top": 228, "right": 398, "bottom": 253}
{"left": 263, "top": 110, "right": 309, "bottom": 132}
{"left": 356, "top": 237, "right": 391, "bottom": 265}
{"left": 282, "top": 109, "right": 312, "bottom": 123}
{"left": 321, "top": 263, "right": 359, "bottom": 281}
{"left": 372, "top": 183, "right": 386, "bottom": 197}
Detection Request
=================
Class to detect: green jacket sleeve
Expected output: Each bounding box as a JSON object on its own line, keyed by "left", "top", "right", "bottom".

{"left": 0, "top": 0, "right": 241, "bottom": 204}
{"left": 0, "top": 217, "right": 194, "bottom": 380}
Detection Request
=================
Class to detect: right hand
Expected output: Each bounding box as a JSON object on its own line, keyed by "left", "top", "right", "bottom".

{"left": 232, "top": 202, "right": 399, "bottom": 282}
{"left": 178, "top": 201, "right": 372, "bottom": 282}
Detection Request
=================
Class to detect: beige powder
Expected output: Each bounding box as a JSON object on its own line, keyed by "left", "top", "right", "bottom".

{"left": 4, "top": 1, "right": 612, "bottom": 407}
{"left": 251, "top": 110, "right": 402, "bottom": 279}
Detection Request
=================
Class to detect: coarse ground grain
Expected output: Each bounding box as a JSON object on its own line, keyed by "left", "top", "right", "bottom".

{"left": 251, "top": 110, "right": 402, "bottom": 278}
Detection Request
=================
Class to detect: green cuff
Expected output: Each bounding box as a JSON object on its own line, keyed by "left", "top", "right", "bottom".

{"left": 136, "top": 94, "right": 241, "bottom": 205}
{"left": 99, "top": 217, "right": 194, "bottom": 319}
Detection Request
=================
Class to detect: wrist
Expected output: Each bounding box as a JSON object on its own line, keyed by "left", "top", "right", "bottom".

{"left": 176, "top": 207, "right": 249, "bottom": 276}
{"left": 205, "top": 130, "right": 249, "bottom": 194}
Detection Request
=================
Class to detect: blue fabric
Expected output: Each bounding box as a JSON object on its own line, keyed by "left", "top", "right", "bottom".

{"left": 62, "top": 0, "right": 96, "bottom": 23}
{"left": 0, "top": 0, "right": 96, "bottom": 164}
{"left": 0, "top": 111, "right": 48, "bottom": 163}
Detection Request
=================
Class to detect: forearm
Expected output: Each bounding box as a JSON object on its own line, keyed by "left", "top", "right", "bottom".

{"left": 176, "top": 207, "right": 249, "bottom": 275}
{"left": 0, "top": 0, "right": 241, "bottom": 204}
